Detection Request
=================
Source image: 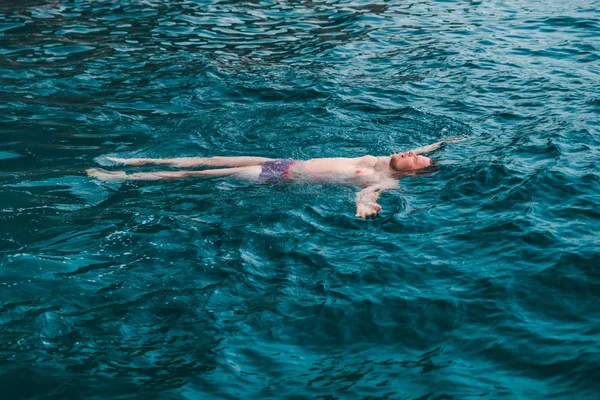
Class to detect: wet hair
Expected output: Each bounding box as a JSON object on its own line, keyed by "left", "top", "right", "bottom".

{"left": 413, "top": 159, "right": 440, "bottom": 175}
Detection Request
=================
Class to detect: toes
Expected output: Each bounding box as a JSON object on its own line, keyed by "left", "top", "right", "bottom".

{"left": 85, "top": 168, "right": 98, "bottom": 177}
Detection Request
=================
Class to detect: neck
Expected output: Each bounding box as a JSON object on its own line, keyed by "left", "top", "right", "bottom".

{"left": 376, "top": 156, "right": 398, "bottom": 175}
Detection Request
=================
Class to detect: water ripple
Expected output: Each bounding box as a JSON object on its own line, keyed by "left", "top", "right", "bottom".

{"left": 1, "top": 0, "right": 599, "bottom": 398}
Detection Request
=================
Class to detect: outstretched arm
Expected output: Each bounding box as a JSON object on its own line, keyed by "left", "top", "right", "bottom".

{"left": 355, "top": 185, "right": 384, "bottom": 218}
{"left": 410, "top": 136, "right": 468, "bottom": 155}
{"left": 410, "top": 141, "right": 444, "bottom": 155}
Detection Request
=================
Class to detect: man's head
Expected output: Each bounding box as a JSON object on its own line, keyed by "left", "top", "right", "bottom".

{"left": 389, "top": 151, "right": 435, "bottom": 172}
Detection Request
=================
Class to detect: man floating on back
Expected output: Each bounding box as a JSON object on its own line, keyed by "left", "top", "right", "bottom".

{"left": 87, "top": 137, "right": 464, "bottom": 218}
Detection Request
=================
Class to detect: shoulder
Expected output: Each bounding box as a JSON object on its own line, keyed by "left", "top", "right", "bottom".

{"left": 358, "top": 155, "right": 378, "bottom": 167}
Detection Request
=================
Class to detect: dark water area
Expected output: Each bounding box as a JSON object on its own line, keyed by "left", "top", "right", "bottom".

{"left": 1, "top": 0, "right": 599, "bottom": 398}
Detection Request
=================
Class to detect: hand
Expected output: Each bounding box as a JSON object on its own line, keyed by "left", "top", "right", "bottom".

{"left": 356, "top": 202, "right": 382, "bottom": 218}
{"left": 443, "top": 135, "right": 468, "bottom": 144}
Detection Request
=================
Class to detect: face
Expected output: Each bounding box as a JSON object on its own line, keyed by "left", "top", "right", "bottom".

{"left": 390, "top": 151, "right": 433, "bottom": 172}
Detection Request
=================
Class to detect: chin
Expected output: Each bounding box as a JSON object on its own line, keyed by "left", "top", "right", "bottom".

{"left": 419, "top": 156, "right": 433, "bottom": 168}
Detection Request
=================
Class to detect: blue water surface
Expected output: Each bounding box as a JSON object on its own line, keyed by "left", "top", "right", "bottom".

{"left": 1, "top": 0, "right": 599, "bottom": 398}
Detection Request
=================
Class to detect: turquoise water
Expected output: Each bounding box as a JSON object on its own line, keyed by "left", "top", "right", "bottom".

{"left": 1, "top": 0, "right": 599, "bottom": 398}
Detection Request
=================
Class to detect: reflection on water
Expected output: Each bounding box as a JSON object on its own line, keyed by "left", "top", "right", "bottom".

{"left": 1, "top": 0, "right": 599, "bottom": 398}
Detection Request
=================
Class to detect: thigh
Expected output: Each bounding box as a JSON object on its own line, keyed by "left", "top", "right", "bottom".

{"left": 234, "top": 165, "right": 262, "bottom": 180}
{"left": 209, "top": 156, "right": 274, "bottom": 167}
{"left": 199, "top": 165, "right": 263, "bottom": 180}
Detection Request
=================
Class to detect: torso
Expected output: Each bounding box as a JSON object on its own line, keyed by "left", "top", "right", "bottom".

{"left": 288, "top": 155, "right": 398, "bottom": 188}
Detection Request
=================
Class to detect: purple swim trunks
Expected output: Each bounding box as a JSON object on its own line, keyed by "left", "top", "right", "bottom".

{"left": 259, "top": 158, "right": 294, "bottom": 183}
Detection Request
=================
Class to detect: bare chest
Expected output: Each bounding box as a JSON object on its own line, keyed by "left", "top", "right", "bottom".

{"left": 291, "top": 159, "right": 384, "bottom": 184}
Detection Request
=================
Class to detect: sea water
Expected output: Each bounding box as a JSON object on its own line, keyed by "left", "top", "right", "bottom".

{"left": 1, "top": 0, "right": 599, "bottom": 398}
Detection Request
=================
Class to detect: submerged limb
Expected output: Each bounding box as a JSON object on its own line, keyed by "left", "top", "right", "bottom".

{"left": 86, "top": 166, "right": 262, "bottom": 181}
{"left": 410, "top": 136, "right": 468, "bottom": 155}
{"left": 105, "top": 156, "right": 275, "bottom": 168}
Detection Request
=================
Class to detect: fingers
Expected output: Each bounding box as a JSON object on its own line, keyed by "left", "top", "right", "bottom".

{"left": 360, "top": 210, "right": 379, "bottom": 218}
{"left": 356, "top": 203, "right": 382, "bottom": 218}
{"left": 356, "top": 211, "right": 374, "bottom": 218}
{"left": 443, "top": 135, "right": 468, "bottom": 144}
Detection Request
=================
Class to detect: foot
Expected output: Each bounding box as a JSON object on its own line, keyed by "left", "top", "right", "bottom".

{"left": 106, "top": 157, "right": 147, "bottom": 166}
{"left": 86, "top": 168, "right": 127, "bottom": 181}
